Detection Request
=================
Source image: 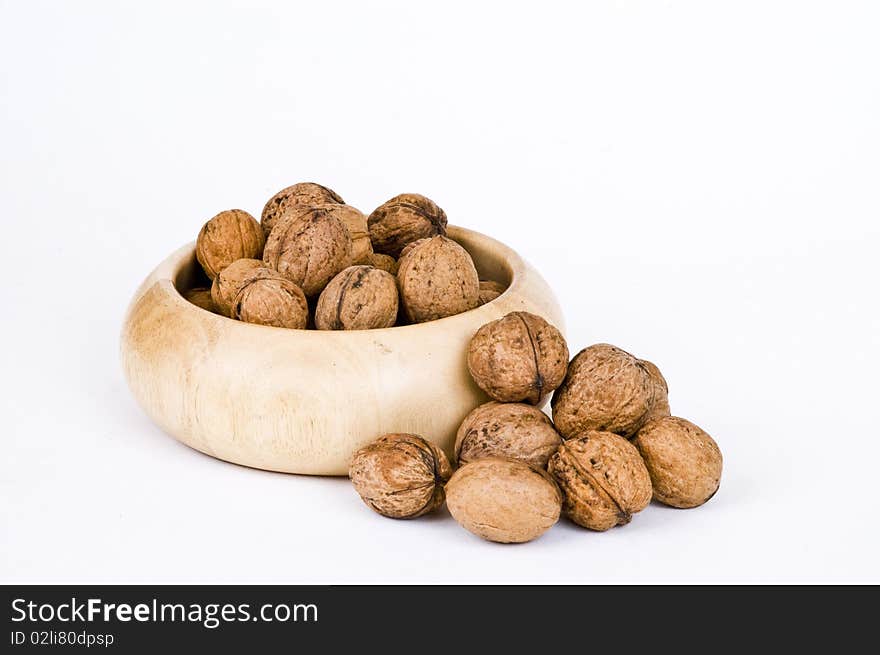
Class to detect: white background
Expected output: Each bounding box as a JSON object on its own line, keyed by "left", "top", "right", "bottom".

{"left": 2, "top": 1, "right": 878, "bottom": 584}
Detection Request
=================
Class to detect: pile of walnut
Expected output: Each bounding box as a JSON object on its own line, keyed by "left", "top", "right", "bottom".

{"left": 350, "top": 312, "right": 723, "bottom": 544}
{"left": 184, "top": 182, "right": 504, "bottom": 329}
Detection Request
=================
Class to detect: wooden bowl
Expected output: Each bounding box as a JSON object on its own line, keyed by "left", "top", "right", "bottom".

{"left": 120, "top": 226, "right": 564, "bottom": 475}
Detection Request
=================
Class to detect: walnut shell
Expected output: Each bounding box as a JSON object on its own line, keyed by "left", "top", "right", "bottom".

{"left": 367, "top": 193, "right": 448, "bottom": 257}
{"left": 315, "top": 265, "right": 398, "bottom": 330}
{"left": 467, "top": 312, "right": 569, "bottom": 405}
{"left": 366, "top": 252, "right": 398, "bottom": 275}
{"left": 349, "top": 433, "right": 452, "bottom": 519}
{"left": 446, "top": 457, "right": 562, "bottom": 543}
{"left": 633, "top": 416, "right": 722, "bottom": 509}
{"left": 210, "top": 258, "right": 268, "bottom": 317}
{"left": 260, "top": 182, "right": 344, "bottom": 237}
{"left": 551, "top": 344, "right": 656, "bottom": 439}
{"left": 183, "top": 287, "right": 218, "bottom": 313}
{"left": 478, "top": 280, "right": 506, "bottom": 305}
{"left": 326, "top": 204, "right": 373, "bottom": 265}
{"left": 548, "top": 431, "right": 652, "bottom": 531}
{"left": 397, "top": 235, "right": 480, "bottom": 323}
{"left": 196, "top": 209, "right": 265, "bottom": 280}
{"left": 232, "top": 273, "right": 308, "bottom": 329}
{"left": 262, "top": 207, "right": 353, "bottom": 297}
{"left": 455, "top": 401, "right": 562, "bottom": 469}
{"left": 640, "top": 359, "right": 671, "bottom": 422}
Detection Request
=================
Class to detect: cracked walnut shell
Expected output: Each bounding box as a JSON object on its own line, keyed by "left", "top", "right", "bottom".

{"left": 260, "top": 182, "right": 344, "bottom": 237}
{"left": 232, "top": 273, "right": 308, "bottom": 329}
{"left": 315, "top": 265, "right": 398, "bottom": 330}
{"left": 196, "top": 209, "right": 265, "bottom": 280}
{"left": 551, "top": 343, "right": 656, "bottom": 439}
{"left": 367, "top": 193, "right": 448, "bottom": 257}
{"left": 446, "top": 457, "right": 562, "bottom": 543}
{"left": 548, "top": 431, "right": 652, "bottom": 531}
{"left": 455, "top": 401, "right": 562, "bottom": 469}
{"left": 263, "top": 206, "right": 353, "bottom": 297}
{"left": 467, "top": 312, "right": 568, "bottom": 405}
{"left": 397, "top": 235, "right": 479, "bottom": 323}
{"left": 633, "top": 416, "right": 722, "bottom": 509}
{"left": 349, "top": 434, "right": 452, "bottom": 519}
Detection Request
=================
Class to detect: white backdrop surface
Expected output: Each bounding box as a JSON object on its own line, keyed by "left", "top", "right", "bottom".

{"left": 1, "top": 1, "right": 878, "bottom": 583}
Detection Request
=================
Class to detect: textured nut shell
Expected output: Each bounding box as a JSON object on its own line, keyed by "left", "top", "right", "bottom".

{"left": 367, "top": 193, "right": 448, "bottom": 257}
{"left": 455, "top": 401, "right": 562, "bottom": 469}
{"left": 183, "top": 287, "right": 218, "bottom": 313}
{"left": 446, "top": 457, "right": 561, "bottom": 543}
{"left": 467, "top": 312, "right": 569, "bottom": 405}
{"left": 397, "top": 235, "right": 480, "bottom": 323}
{"left": 640, "top": 359, "right": 671, "bottom": 422}
{"left": 260, "top": 182, "right": 344, "bottom": 237}
{"left": 232, "top": 275, "right": 308, "bottom": 329}
{"left": 349, "top": 433, "right": 452, "bottom": 519}
{"left": 196, "top": 209, "right": 265, "bottom": 280}
{"left": 322, "top": 204, "right": 372, "bottom": 265}
{"left": 263, "top": 207, "right": 353, "bottom": 297}
{"left": 478, "top": 280, "right": 506, "bottom": 305}
{"left": 315, "top": 265, "right": 398, "bottom": 330}
{"left": 548, "top": 431, "right": 652, "bottom": 531}
{"left": 366, "top": 252, "right": 398, "bottom": 275}
{"left": 633, "top": 417, "right": 722, "bottom": 508}
{"left": 210, "top": 258, "right": 267, "bottom": 317}
{"left": 551, "top": 344, "right": 655, "bottom": 439}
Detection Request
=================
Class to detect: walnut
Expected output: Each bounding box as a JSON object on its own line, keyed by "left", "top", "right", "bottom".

{"left": 455, "top": 401, "right": 562, "bottom": 469}
{"left": 349, "top": 433, "right": 452, "bottom": 519}
{"left": 366, "top": 252, "right": 398, "bottom": 276}
{"left": 640, "top": 359, "right": 671, "bottom": 422}
{"left": 367, "top": 193, "right": 447, "bottom": 257}
{"left": 183, "top": 287, "right": 218, "bottom": 313}
{"left": 478, "top": 280, "right": 506, "bottom": 305}
{"left": 633, "top": 416, "right": 722, "bottom": 508}
{"left": 548, "top": 431, "right": 652, "bottom": 531}
{"left": 326, "top": 204, "right": 373, "bottom": 265}
{"left": 467, "top": 312, "right": 568, "bottom": 405}
{"left": 196, "top": 209, "right": 265, "bottom": 279}
{"left": 262, "top": 206, "right": 353, "bottom": 297}
{"left": 551, "top": 343, "right": 656, "bottom": 439}
{"left": 232, "top": 273, "right": 308, "bottom": 329}
{"left": 210, "top": 258, "right": 268, "bottom": 317}
{"left": 315, "top": 265, "right": 398, "bottom": 330}
{"left": 445, "top": 457, "right": 562, "bottom": 543}
{"left": 260, "top": 182, "right": 344, "bottom": 237}
{"left": 397, "top": 236, "right": 479, "bottom": 323}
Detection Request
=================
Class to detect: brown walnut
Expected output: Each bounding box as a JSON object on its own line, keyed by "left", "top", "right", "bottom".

{"left": 367, "top": 193, "right": 447, "bottom": 257}
{"left": 366, "top": 252, "right": 398, "bottom": 276}
{"left": 478, "top": 280, "right": 506, "bottom": 305}
{"left": 445, "top": 457, "right": 562, "bottom": 544}
{"left": 196, "top": 209, "right": 265, "bottom": 280}
{"left": 232, "top": 273, "right": 308, "bottom": 329}
{"left": 397, "top": 235, "right": 480, "bottom": 323}
{"left": 349, "top": 433, "right": 452, "bottom": 519}
{"left": 315, "top": 265, "right": 398, "bottom": 330}
{"left": 551, "top": 343, "right": 656, "bottom": 439}
{"left": 633, "top": 416, "right": 722, "bottom": 509}
{"left": 325, "top": 204, "right": 373, "bottom": 265}
{"left": 548, "top": 431, "right": 652, "bottom": 531}
{"left": 260, "top": 182, "right": 344, "bottom": 237}
{"left": 210, "top": 258, "right": 268, "bottom": 317}
{"left": 640, "top": 359, "right": 671, "bottom": 422}
{"left": 262, "top": 206, "right": 353, "bottom": 297}
{"left": 183, "top": 287, "right": 218, "bottom": 313}
{"left": 467, "top": 312, "right": 568, "bottom": 405}
{"left": 455, "top": 401, "right": 562, "bottom": 470}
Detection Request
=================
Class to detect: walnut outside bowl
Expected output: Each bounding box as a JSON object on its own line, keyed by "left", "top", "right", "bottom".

{"left": 120, "top": 226, "right": 565, "bottom": 476}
